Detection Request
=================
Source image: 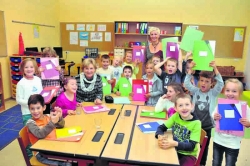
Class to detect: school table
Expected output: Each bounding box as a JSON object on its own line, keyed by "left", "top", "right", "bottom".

{"left": 101, "top": 105, "right": 138, "bottom": 162}
{"left": 127, "top": 106, "right": 180, "bottom": 166}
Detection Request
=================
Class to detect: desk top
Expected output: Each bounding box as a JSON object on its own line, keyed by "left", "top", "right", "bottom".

{"left": 101, "top": 105, "right": 137, "bottom": 161}
{"left": 127, "top": 106, "right": 179, "bottom": 166}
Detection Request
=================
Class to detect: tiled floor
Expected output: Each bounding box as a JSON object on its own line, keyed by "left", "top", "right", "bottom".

{"left": 0, "top": 100, "right": 249, "bottom": 166}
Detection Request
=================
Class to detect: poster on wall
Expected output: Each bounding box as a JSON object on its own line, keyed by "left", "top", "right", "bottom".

{"left": 86, "top": 24, "right": 95, "bottom": 31}
{"left": 97, "top": 24, "right": 106, "bottom": 31}
{"left": 105, "top": 32, "right": 111, "bottom": 42}
{"left": 79, "top": 32, "right": 89, "bottom": 40}
{"left": 80, "top": 40, "right": 88, "bottom": 47}
{"left": 66, "top": 24, "right": 74, "bottom": 30}
{"left": 70, "top": 32, "right": 78, "bottom": 45}
{"left": 90, "top": 32, "right": 103, "bottom": 42}
{"left": 77, "top": 24, "right": 85, "bottom": 31}
{"left": 234, "top": 28, "right": 244, "bottom": 42}
{"left": 33, "top": 25, "right": 39, "bottom": 38}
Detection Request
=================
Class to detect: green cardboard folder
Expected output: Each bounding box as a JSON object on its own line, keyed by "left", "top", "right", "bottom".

{"left": 162, "top": 37, "right": 179, "bottom": 60}
{"left": 180, "top": 27, "right": 204, "bottom": 52}
{"left": 102, "top": 76, "right": 111, "bottom": 95}
{"left": 140, "top": 110, "right": 167, "bottom": 119}
{"left": 115, "top": 77, "right": 132, "bottom": 97}
{"left": 192, "top": 40, "right": 214, "bottom": 71}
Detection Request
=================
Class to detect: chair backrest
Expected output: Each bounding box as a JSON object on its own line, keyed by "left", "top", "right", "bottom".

{"left": 18, "top": 126, "right": 32, "bottom": 166}
{"left": 195, "top": 129, "right": 208, "bottom": 166}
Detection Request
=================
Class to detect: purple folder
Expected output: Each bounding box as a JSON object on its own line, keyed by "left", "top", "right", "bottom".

{"left": 166, "top": 42, "right": 179, "bottom": 60}
{"left": 82, "top": 105, "right": 110, "bottom": 114}
{"left": 132, "top": 46, "right": 145, "bottom": 63}
{"left": 41, "top": 58, "right": 59, "bottom": 79}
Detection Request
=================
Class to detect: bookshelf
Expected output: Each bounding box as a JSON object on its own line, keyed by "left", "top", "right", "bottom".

{"left": 0, "top": 63, "right": 5, "bottom": 112}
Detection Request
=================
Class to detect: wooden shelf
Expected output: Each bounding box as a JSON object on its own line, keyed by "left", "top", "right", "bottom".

{"left": 115, "top": 33, "right": 148, "bottom": 36}
{"left": 160, "top": 34, "right": 182, "bottom": 37}
{"left": 114, "top": 47, "right": 133, "bottom": 50}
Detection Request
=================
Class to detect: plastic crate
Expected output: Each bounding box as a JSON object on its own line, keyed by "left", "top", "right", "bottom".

{"left": 10, "top": 57, "right": 22, "bottom": 63}
{"left": 11, "top": 66, "right": 20, "bottom": 72}
{"left": 12, "top": 75, "right": 23, "bottom": 81}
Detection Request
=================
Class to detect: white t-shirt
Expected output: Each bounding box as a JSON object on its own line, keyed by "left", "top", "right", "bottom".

{"left": 154, "top": 97, "right": 174, "bottom": 113}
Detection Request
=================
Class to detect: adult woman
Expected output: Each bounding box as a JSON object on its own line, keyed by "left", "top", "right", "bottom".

{"left": 146, "top": 27, "right": 163, "bottom": 62}
{"left": 75, "top": 58, "right": 103, "bottom": 104}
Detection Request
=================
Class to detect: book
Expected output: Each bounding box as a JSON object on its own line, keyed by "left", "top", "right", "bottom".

{"left": 140, "top": 110, "right": 167, "bottom": 119}
{"left": 162, "top": 37, "right": 179, "bottom": 60}
{"left": 40, "top": 58, "right": 59, "bottom": 80}
{"left": 113, "top": 97, "right": 131, "bottom": 104}
{"left": 82, "top": 105, "right": 110, "bottom": 114}
{"left": 132, "top": 79, "right": 149, "bottom": 101}
{"left": 40, "top": 86, "right": 60, "bottom": 104}
{"left": 174, "top": 26, "right": 181, "bottom": 35}
{"left": 166, "top": 42, "right": 179, "bottom": 60}
{"left": 136, "top": 120, "right": 164, "bottom": 133}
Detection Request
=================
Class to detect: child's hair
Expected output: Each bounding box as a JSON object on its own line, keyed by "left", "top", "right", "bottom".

{"left": 123, "top": 65, "right": 133, "bottom": 73}
{"left": 42, "top": 47, "right": 57, "bottom": 57}
{"left": 174, "top": 93, "right": 192, "bottom": 106}
{"left": 101, "top": 54, "right": 110, "bottom": 60}
{"left": 224, "top": 78, "right": 243, "bottom": 94}
{"left": 148, "top": 27, "right": 160, "bottom": 35}
{"left": 152, "top": 54, "right": 162, "bottom": 61}
{"left": 81, "top": 58, "right": 97, "bottom": 70}
{"left": 62, "top": 77, "right": 76, "bottom": 91}
{"left": 166, "top": 58, "right": 178, "bottom": 66}
{"left": 146, "top": 60, "right": 154, "bottom": 67}
{"left": 125, "top": 51, "right": 132, "bottom": 56}
{"left": 199, "top": 71, "right": 215, "bottom": 82}
{"left": 168, "top": 82, "right": 184, "bottom": 93}
{"left": 19, "top": 58, "right": 38, "bottom": 75}
{"left": 28, "top": 94, "right": 45, "bottom": 107}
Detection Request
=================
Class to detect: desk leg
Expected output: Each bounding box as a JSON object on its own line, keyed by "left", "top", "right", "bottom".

{"left": 78, "top": 159, "right": 94, "bottom": 166}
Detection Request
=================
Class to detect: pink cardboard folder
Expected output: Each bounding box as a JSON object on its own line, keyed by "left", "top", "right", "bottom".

{"left": 216, "top": 98, "right": 247, "bottom": 137}
{"left": 40, "top": 58, "right": 59, "bottom": 80}
{"left": 82, "top": 105, "right": 110, "bottom": 114}
{"left": 40, "top": 86, "right": 60, "bottom": 104}
{"left": 132, "top": 46, "right": 146, "bottom": 63}
{"left": 166, "top": 42, "right": 179, "bottom": 60}
{"left": 132, "top": 79, "right": 149, "bottom": 101}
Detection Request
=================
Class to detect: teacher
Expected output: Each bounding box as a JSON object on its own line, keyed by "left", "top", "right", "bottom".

{"left": 75, "top": 58, "right": 103, "bottom": 104}
{"left": 146, "top": 27, "right": 163, "bottom": 62}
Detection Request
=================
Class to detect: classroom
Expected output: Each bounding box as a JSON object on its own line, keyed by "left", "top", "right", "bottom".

{"left": 0, "top": 0, "right": 250, "bottom": 166}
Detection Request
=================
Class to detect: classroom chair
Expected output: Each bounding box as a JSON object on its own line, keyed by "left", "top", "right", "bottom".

{"left": 17, "top": 126, "right": 48, "bottom": 166}
{"left": 195, "top": 129, "right": 208, "bottom": 166}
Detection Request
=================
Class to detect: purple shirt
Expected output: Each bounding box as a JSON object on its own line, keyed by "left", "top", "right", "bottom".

{"left": 55, "top": 92, "right": 77, "bottom": 117}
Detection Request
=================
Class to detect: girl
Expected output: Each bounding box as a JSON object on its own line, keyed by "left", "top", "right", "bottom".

{"left": 39, "top": 47, "right": 64, "bottom": 114}
{"left": 154, "top": 83, "right": 184, "bottom": 117}
{"left": 16, "top": 58, "right": 43, "bottom": 125}
{"left": 142, "top": 61, "right": 163, "bottom": 106}
{"left": 212, "top": 79, "right": 250, "bottom": 166}
{"left": 55, "top": 77, "right": 78, "bottom": 117}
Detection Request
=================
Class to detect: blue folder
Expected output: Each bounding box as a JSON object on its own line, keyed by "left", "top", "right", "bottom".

{"left": 136, "top": 121, "right": 163, "bottom": 133}
{"left": 218, "top": 104, "right": 243, "bottom": 131}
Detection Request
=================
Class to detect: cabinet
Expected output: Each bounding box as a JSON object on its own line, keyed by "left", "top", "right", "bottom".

{"left": 9, "top": 55, "right": 41, "bottom": 98}
{"left": 0, "top": 63, "right": 5, "bottom": 112}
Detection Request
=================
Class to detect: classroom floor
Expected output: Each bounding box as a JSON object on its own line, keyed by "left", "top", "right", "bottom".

{"left": 0, "top": 100, "right": 249, "bottom": 166}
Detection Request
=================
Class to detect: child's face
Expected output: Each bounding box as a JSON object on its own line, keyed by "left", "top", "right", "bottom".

{"left": 165, "top": 61, "right": 177, "bottom": 74}
{"left": 199, "top": 77, "right": 212, "bottom": 92}
{"left": 125, "top": 53, "right": 132, "bottom": 63}
{"left": 224, "top": 82, "right": 241, "bottom": 100}
{"left": 166, "top": 86, "right": 179, "bottom": 102}
{"left": 101, "top": 58, "right": 110, "bottom": 69}
{"left": 186, "top": 63, "right": 194, "bottom": 74}
{"left": 29, "top": 103, "right": 46, "bottom": 120}
{"left": 113, "top": 57, "right": 121, "bottom": 67}
{"left": 175, "top": 98, "right": 193, "bottom": 120}
{"left": 146, "top": 64, "right": 154, "bottom": 76}
{"left": 123, "top": 68, "right": 132, "bottom": 78}
{"left": 64, "top": 79, "right": 77, "bottom": 93}
{"left": 152, "top": 57, "right": 160, "bottom": 65}
{"left": 24, "top": 61, "right": 35, "bottom": 78}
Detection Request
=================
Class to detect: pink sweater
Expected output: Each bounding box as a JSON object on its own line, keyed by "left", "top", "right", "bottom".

{"left": 55, "top": 92, "right": 77, "bottom": 117}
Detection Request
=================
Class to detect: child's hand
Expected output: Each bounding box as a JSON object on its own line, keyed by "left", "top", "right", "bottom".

{"left": 214, "top": 112, "right": 221, "bottom": 120}
{"left": 116, "top": 91, "right": 121, "bottom": 96}
{"left": 108, "top": 79, "right": 114, "bottom": 84}
{"left": 67, "top": 110, "right": 76, "bottom": 115}
{"left": 50, "top": 110, "right": 60, "bottom": 124}
{"left": 162, "top": 94, "right": 168, "bottom": 99}
{"left": 77, "top": 102, "right": 82, "bottom": 107}
{"left": 56, "top": 66, "right": 61, "bottom": 71}
{"left": 158, "top": 135, "right": 168, "bottom": 149}
{"left": 53, "top": 107, "right": 63, "bottom": 117}
{"left": 134, "top": 58, "right": 141, "bottom": 66}
{"left": 239, "top": 118, "right": 250, "bottom": 127}
{"left": 209, "top": 61, "right": 216, "bottom": 68}
{"left": 94, "top": 98, "right": 102, "bottom": 105}
{"left": 145, "top": 93, "right": 151, "bottom": 98}
{"left": 163, "top": 140, "right": 178, "bottom": 149}
{"left": 39, "top": 66, "right": 45, "bottom": 72}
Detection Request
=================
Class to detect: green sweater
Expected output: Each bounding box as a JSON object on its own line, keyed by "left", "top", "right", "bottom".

{"left": 113, "top": 77, "right": 132, "bottom": 96}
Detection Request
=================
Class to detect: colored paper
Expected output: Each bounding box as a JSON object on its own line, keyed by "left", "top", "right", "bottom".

{"left": 76, "top": 24, "right": 85, "bottom": 31}
{"left": 132, "top": 79, "right": 149, "bottom": 101}
{"left": 140, "top": 110, "right": 167, "bottom": 119}
{"left": 113, "top": 97, "right": 131, "bottom": 104}
{"left": 116, "top": 77, "right": 132, "bottom": 96}
{"left": 40, "top": 58, "right": 59, "bottom": 79}
{"left": 216, "top": 98, "right": 247, "bottom": 136}
{"left": 82, "top": 105, "right": 110, "bottom": 114}
{"left": 40, "top": 86, "right": 60, "bottom": 104}
{"left": 166, "top": 42, "right": 179, "bottom": 60}
{"left": 180, "top": 27, "right": 204, "bottom": 52}
{"left": 79, "top": 32, "right": 89, "bottom": 40}
{"left": 132, "top": 46, "right": 146, "bottom": 62}
{"left": 162, "top": 37, "right": 179, "bottom": 60}
{"left": 136, "top": 120, "right": 164, "bottom": 133}
{"left": 234, "top": 28, "right": 244, "bottom": 42}
{"left": 105, "top": 32, "right": 111, "bottom": 42}
{"left": 69, "top": 32, "right": 78, "bottom": 45}
{"left": 90, "top": 32, "right": 103, "bottom": 42}
{"left": 192, "top": 40, "right": 214, "bottom": 71}
{"left": 101, "top": 76, "right": 111, "bottom": 95}
{"left": 66, "top": 24, "right": 74, "bottom": 30}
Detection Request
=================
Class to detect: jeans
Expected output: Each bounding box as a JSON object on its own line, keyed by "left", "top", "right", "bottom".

{"left": 200, "top": 128, "right": 211, "bottom": 165}
{"left": 212, "top": 142, "right": 239, "bottom": 166}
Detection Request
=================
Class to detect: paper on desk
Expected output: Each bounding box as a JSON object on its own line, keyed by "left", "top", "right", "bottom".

{"left": 113, "top": 97, "right": 131, "bottom": 104}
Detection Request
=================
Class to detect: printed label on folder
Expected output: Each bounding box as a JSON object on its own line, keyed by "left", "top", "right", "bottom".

{"left": 136, "top": 52, "right": 140, "bottom": 56}
{"left": 199, "top": 51, "right": 207, "bottom": 56}
{"left": 103, "top": 83, "right": 106, "bottom": 86}
{"left": 68, "top": 129, "right": 76, "bottom": 134}
{"left": 224, "top": 110, "right": 235, "bottom": 118}
{"left": 170, "top": 46, "right": 175, "bottom": 52}
{"left": 46, "top": 64, "right": 53, "bottom": 70}
{"left": 137, "top": 88, "right": 142, "bottom": 94}
{"left": 123, "top": 84, "right": 128, "bottom": 88}
{"left": 93, "top": 106, "right": 99, "bottom": 109}
{"left": 143, "top": 124, "right": 151, "bottom": 129}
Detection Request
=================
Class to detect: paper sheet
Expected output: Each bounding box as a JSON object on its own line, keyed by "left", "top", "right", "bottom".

{"left": 97, "top": 24, "right": 106, "bottom": 31}
{"left": 234, "top": 28, "right": 244, "bottom": 42}
{"left": 45, "top": 64, "right": 53, "bottom": 70}
{"left": 77, "top": 24, "right": 85, "bottom": 31}
{"left": 70, "top": 32, "right": 78, "bottom": 45}
{"left": 90, "top": 32, "right": 103, "bottom": 42}
{"left": 136, "top": 52, "right": 140, "bottom": 56}
{"left": 66, "top": 24, "right": 74, "bottom": 30}
{"left": 80, "top": 40, "right": 88, "bottom": 47}
{"left": 42, "top": 92, "right": 49, "bottom": 97}
{"left": 137, "top": 88, "right": 142, "bottom": 94}
{"left": 199, "top": 51, "right": 207, "bottom": 56}
{"left": 86, "top": 24, "right": 95, "bottom": 31}
{"left": 79, "top": 32, "right": 89, "bottom": 40}
{"left": 105, "top": 32, "right": 111, "bottom": 41}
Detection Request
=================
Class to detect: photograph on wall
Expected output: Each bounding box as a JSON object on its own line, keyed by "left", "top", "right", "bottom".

{"left": 90, "top": 32, "right": 103, "bottom": 42}
{"left": 77, "top": 24, "right": 85, "bottom": 31}
{"left": 79, "top": 32, "right": 89, "bottom": 40}
{"left": 86, "top": 24, "right": 95, "bottom": 31}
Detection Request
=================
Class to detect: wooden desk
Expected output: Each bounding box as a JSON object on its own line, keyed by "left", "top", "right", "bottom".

{"left": 127, "top": 106, "right": 179, "bottom": 166}
{"left": 101, "top": 105, "right": 137, "bottom": 161}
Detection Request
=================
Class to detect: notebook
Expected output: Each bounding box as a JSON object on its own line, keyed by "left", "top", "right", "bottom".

{"left": 140, "top": 110, "right": 167, "bottom": 119}
{"left": 82, "top": 105, "right": 110, "bottom": 114}
{"left": 166, "top": 42, "right": 179, "bottom": 60}
{"left": 136, "top": 120, "right": 164, "bottom": 133}
{"left": 101, "top": 76, "right": 111, "bottom": 95}
{"left": 40, "top": 58, "right": 59, "bottom": 80}
{"left": 40, "top": 86, "right": 60, "bottom": 104}
{"left": 132, "top": 45, "right": 146, "bottom": 62}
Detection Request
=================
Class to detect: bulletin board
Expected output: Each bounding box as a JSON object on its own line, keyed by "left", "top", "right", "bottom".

{"left": 60, "top": 22, "right": 114, "bottom": 51}
{"left": 182, "top": 24, "right": 246, "bottom": 58}
{"left": 0, "top": 11, "right": 7, "bottom": 57}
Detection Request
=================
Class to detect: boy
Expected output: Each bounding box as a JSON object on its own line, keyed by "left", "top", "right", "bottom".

{"left": 155, "top": 93, "right": 201, "bottom": 166}
{"left": 109, "top": 55, "right": 123, "bottom": 84}
{"left": 154, "top": 52, "right": 183, "bottom": 94}
{"left": 113, "top": 65, "right": 133, "bottom": 96}
{"left": 184, "top": 60, "right": 224, "bottom": 166}
{"left": 26, "top": 94, "right": 71, "bottom": 166}
{"left": 123, "top": 51, "right": 140, "bottom": 79}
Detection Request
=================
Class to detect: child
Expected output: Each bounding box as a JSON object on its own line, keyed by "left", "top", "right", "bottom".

{"left": 123, "top": 51, "right": 140, "bottom": 79}
{"left": 26, "top": 94, "right": 71, "bottom": 166}
{"left": 113, "top": 65, "right": 133, "bottom": 96}
{"left": 212, "top": 79, "right": 250, "bottom": 166}
{"left": 39, "top": 47, "right": 64, "bottom": 114}
{"left": 55, "top": 77, "right": 78, "bottom": 118}
{"left": 142, "top": 61, "right": 163, "bottom": 106}
{"left": 16, "top": 58, "right": 43, "bottom": 125}
{"left": 184, "top": 61, "right": 224, "bottom": 166}
{"left": 154, "top": 51, "right": 183, "bottom": 94}
{"left": 110, "top": 55, "right": 123, "bottom": 84}
{"left": 152, "top": 54, "right": 162, "bottom": 66}
{"left": 155, "top": 83, "right": 184, "bottom": 118}
{"left": 155, "top": 93, "right": 201, "bottom": 166}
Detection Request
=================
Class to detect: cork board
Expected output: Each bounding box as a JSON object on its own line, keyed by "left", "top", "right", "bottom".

{"left": 0, "top": 11, "right": 7, "bottom": 57}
